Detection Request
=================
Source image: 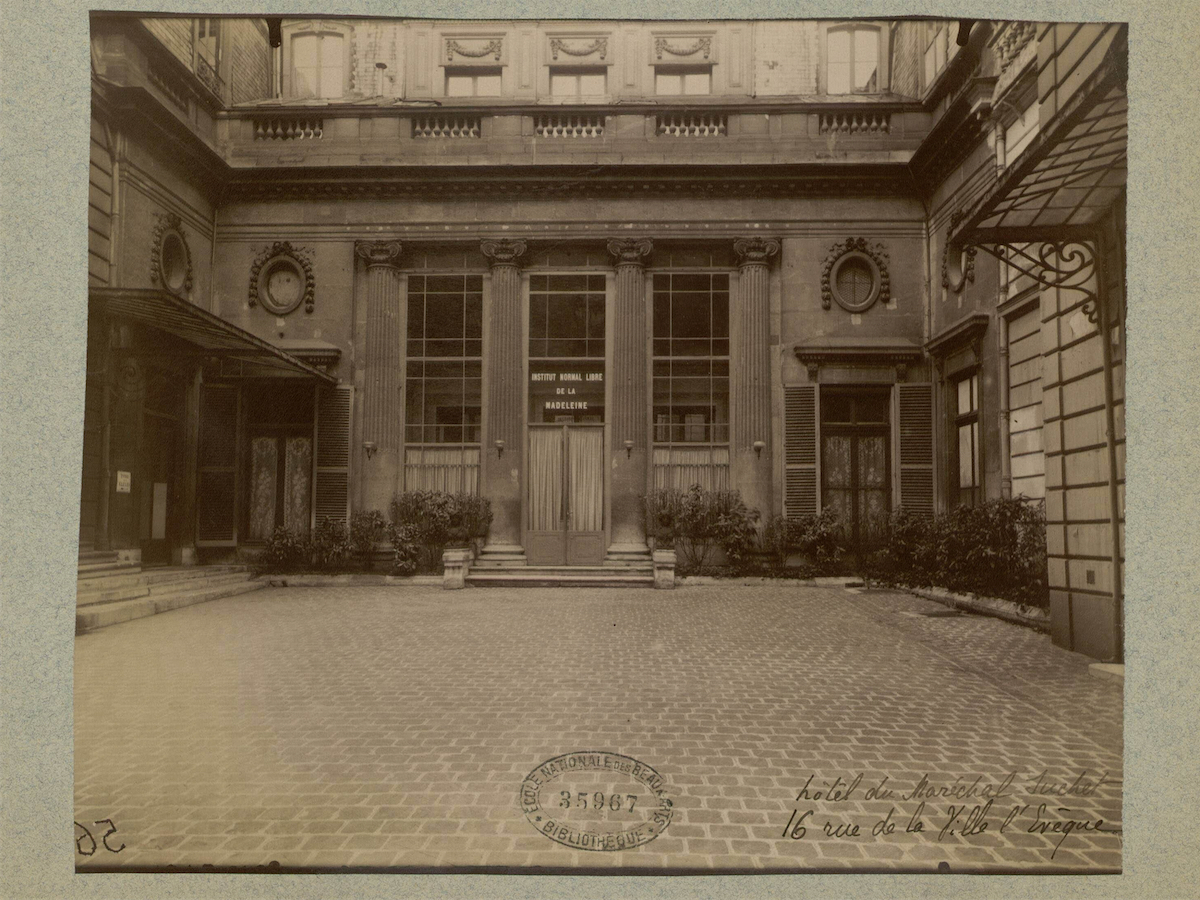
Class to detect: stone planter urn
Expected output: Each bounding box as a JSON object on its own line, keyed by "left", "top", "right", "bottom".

{"left": 442, "top": 547, "right": 472, "bottom": 590}
{"left": 652, "top": 549, "right": 676, "bottom": 590}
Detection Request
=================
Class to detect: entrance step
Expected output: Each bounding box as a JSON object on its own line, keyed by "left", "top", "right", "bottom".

{"left": 77, "top": 559, "right": 142, "bottom": 578}
{"left": 75, "top": 566, "right": 263, "bottom": 634}
{"left": 465, "top": 565, "right": 653, "bottom": 588}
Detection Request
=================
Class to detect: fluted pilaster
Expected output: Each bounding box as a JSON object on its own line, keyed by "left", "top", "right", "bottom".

{"left": 608, "top": 238, "right": 653, "bottom": 449}
{"left": 732, "top": 237, "right": 780, "bottom": 522}
{"left": 732, "top": 238, "right": 778, "bottom": 451}
{"left": 356, "top": 241, "right": 403, "bottom": 451}
{"left": 606, "top": 238, "right": 653, "bottom": 554}
{"left": 480, "top": 239, "right": 527, "bottom": 553}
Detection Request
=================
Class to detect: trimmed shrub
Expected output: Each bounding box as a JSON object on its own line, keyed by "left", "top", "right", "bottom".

{"left": 389, "top": 523, "right": 421, "bottom": 576}
{"left": 258, "top": 527, "right": 308, "bottom": 573}
{"left": 390, "top": 490, "right": 493, "bottom": 574}
{"left": 763, "top": 510, "right": 844, "bottom": 569}
{"left": 310, "top": 516, "right": 353, "bottom": 571}
{"left": 642, "top": 484, "right": 760, "bottom": 569}
{"left": 350, "top": 510, "right": 389, "bottom": 571}
{"left": 865, "top": 499, "right": 1049, "bottom": 607}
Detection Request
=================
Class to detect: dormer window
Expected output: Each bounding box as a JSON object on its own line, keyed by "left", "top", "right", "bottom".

{"left": 655, "top": 66, "right": 712, "bottom": 95}
{"left": 826, "top": 25, "right": 880, "bottom": 94}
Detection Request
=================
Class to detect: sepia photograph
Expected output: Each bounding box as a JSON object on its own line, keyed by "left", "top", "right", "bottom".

{"left": 66, "top": 10, "right": 1133, "bottom": 879}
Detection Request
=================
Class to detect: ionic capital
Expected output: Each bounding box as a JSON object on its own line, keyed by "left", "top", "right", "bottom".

{"left": 733, "top": 237, "right": 780, "bottom": 268}
{"left": 480, "top": 239, "right": 527, "bottom": 268}
{"left": 607, "top": 238, "right": 654, "bottom": 268}
{"left": 355, "top": 240, "right": 403, "bottom": 267}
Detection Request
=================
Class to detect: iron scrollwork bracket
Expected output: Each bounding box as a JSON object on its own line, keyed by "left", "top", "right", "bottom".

{"left": 972, "top": 239, "right": 1101, "bottom": 324}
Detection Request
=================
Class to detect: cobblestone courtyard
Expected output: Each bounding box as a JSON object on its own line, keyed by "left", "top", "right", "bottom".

{"left": 74, "top": 583, "right": 1123, "bottom": 873}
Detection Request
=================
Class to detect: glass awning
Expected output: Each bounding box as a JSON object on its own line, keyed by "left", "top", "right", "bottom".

{"left": 950, "top": 37, "right": 1126, "bottom": 247}
{"left": 89, "top": 288, "right": 337, "bottom": 384}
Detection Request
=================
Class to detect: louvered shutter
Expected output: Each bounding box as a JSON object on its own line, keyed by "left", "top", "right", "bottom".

{"left": 197, "top": 384, "right": 238, "bottom": 546}
{"left": 314, "top": 384, "right": 352, "bottom": 525}
{"left": 896, "top": 383, "right": 934, "bottom": 515}
{"left": 784, "top": 385, "right": 818, "bottom": 518}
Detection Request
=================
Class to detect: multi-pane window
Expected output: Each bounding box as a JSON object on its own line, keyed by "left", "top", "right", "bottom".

{"left": 528, "top": 274, "right": 606, "bottom": 424}
{"left": 405, "top": 275, "right": 483, "bottom": 444}
{"left": 827, "top": 25, "right": 880, "bottom": 94}
{"left": 446, "top": 68, "right": 503, "bottom": 97}
{"left": 655, "top": 66, "right": 712, "bottom": 95}
{"left": 550, "top": 68, "right": 607, "bottom": 98}
{"left": 954, "top": 372, "right": 981, "bottom": 506}
{"left": 652, "top": 273, "right": 730, "bottom": 444}
{"left": 292, "top": 32, "right": 344, "bottom": 99}
{"left": 196, "top": 18, "right": 220, "bottom": 69}
{"left": 924, "top": 22, "right": 951, "bottom": 88}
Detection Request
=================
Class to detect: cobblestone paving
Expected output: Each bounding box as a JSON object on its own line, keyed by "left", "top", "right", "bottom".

{"left": 75, "top": 584, "right": 1123, "bottom": 873}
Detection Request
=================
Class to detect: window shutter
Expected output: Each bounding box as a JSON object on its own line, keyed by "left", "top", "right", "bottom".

{"left": 197, "top": 384, "right": 238, "bottom": 546}
{"left": 896, "top": 383, "right": 934, "bottom": 515}
{"left": 314, "top": 384, "right": 352, "bottom": 525}
{"left": 784, "top": 385, "right": 818, "bottom": 518}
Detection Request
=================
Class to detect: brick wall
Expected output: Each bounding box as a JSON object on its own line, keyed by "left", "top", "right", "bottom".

{"left": 140, "top": 17, "right": 193, "bottom": 70}
{"left": 229, "top": 19, "right": 271, "bottom": 104}
{"left": 890, "top": 21, "right": 922, "bottom": 99}
{"left": 753, "top": 21, "right": 818, "bottom": 95}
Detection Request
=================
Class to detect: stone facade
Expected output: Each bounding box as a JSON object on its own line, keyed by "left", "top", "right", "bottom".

{"left": 83, "top": 15, "right": 1127, "bottom": 660}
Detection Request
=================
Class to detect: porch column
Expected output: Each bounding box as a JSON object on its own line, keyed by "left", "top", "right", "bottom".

{"left": 176, "top": 364, "right": 202, "bottom": 565}
{"left": 732, "top": 238, "right": 780, "bottom": 522}
{"left": 480, "top": 239, "right": 527, "bottom": 560}
{"left": 355, "top": 240, "right": 404, "bottom": 513}
{"left": 607, "top": 238, "right": 653, "bottom": 557}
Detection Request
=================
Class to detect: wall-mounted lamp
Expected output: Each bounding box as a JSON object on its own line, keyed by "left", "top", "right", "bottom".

{"left": 624, "top": 439, "right": 634, "bottom": 458}
{"left": 753, "top": 440, "right": 766, "bottom": 458}
{"left": 362, "top": 440, "right": 378, "bottom": 460}
{"left": 495, "top": 438, "right": 506, "bottom": 458}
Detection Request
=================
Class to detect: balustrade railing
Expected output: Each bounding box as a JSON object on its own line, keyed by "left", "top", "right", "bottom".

{"left": 535, "top": 114, "right": 606, "bottom": 138}
{"left": 412, "top": 115, "right": 482, "bottom": 138}
{"left": 252, "top": 117, "right": 324, "bottom": 140}
{"left": 656, "top": 113, "right": 727, "bottom": 137}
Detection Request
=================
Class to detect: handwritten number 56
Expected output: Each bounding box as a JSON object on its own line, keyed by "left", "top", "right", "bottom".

{"left": 75, "top": 819, "right": 124, "bottom": 855}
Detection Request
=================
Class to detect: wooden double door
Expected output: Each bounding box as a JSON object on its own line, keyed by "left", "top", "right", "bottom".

{"left": 526, "top": 424, "right": 605, "bottom": 566}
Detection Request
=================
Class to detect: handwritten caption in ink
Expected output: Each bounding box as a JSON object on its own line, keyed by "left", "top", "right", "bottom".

{"left": 780, "top": 770, "right": 1119, "bottom": 859}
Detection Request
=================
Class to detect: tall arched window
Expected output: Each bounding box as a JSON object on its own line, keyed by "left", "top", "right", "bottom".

{"left": 826, "top": 24, "right": 881, "bottom": 94}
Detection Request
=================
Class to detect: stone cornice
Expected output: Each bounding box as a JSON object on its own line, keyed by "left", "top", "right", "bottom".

{"left": 925, "top": 312, "right": 990, "bottom": 356}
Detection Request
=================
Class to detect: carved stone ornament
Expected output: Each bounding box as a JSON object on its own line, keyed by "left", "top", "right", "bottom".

{"left": 480, "top": 239, "right": 527, "bottom": 267}
{"left": 654, "top": 36, "right": 713, "bottom": 60}
{"left": 445, "top": 38, "right": 503, "bottom": 62}
{"left": 355, "top": 240, "right": 403, "bottom": 267}
{"left": 116, "top": 355, "right": 145, "bottom": 401}
{"left": 249, "top": 241, "right": 315, "bottom": 315}
{"left": 607, "top": 238, "right": 653, "bottom": 266}
{"left": 150, "top": 211, "right": 193, "bottom": 297}
{"left": 733, "top": 237, "right": 781, "bottom": 267}
{"left": 550, "top": 37, "right": 608, "bottom": 61}
{"left": 821, "top": 237, "right": 891, "bottom": 312}
{"left": 941, "top": 216, "right": 978, "bottom": 295}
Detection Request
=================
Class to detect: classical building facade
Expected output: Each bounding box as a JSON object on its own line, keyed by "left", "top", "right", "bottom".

{"left": 83, "top": 15, "right": 1127, "bottom": 659}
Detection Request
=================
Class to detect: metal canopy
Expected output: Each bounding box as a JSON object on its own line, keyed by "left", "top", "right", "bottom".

{"left": 90, "top": 287, "right": 337, "bottom": 384}
{"left": 950, "top": 39, "right": 1126, "bottom": 248}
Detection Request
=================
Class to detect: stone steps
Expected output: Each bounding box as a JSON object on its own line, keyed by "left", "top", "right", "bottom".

{"left": 76, "top": 579, "right": 265, "bottom": 634}
{"left": 75, "top": 563, "right": 263, "bottom": 634}
{"left": 465, "top": 565, "right": 654, "bottom": 588}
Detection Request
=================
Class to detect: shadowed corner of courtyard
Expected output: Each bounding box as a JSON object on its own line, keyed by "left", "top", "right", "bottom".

{"left": 73, "top": 583, "right": 1123, "bottom": 874}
